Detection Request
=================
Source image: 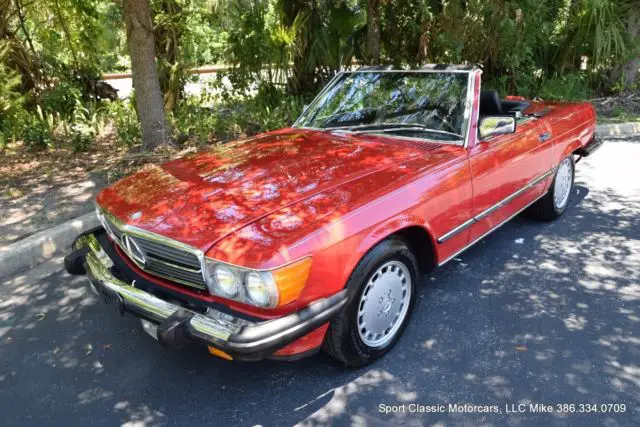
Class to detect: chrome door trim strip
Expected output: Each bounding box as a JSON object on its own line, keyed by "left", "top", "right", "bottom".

{"left": 436, "top": 167, "right": 555, "bottom": 244}
{"left": 436, "top": 218, "right": 476, "bottom": 243}
{"left": 438, "top": 191, "right": 547, "bottom": 267}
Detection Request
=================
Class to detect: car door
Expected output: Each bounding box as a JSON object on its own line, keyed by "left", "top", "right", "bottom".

{"left": 466, "top": 116, "right": 553, "bottom": 243}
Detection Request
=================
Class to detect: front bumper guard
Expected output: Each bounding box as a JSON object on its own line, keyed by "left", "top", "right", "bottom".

{"left": 67, "top": 232, "right": 347, "bottom": 360}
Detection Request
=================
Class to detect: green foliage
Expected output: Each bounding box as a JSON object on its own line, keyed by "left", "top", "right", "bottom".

{"left": 538, "top": 73, "right": 593, "bottom": 101}
{"left": 104, "top": 99, "right": 141, "bottom": 146}
{"left": 554, "top": 0, "right": 630, "bottom": 72}
{"left": 219, "top": 0, "right": 365, "bottom": 94}
{"left": 1, "top": 0, "right": 639, "bottom": 154}
{"left": 23, "top": 107, "right": 55, "bottom": 150}
{"left": 0, "top": 44, "right": 26, "bottom": 149}
{"left": 171, "top": 82, "right": 305, "bottom": 144}
{"left": 41, "top": 80, "right": 84, "bottom": 116}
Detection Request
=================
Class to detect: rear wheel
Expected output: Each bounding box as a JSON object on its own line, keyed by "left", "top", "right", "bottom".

{"left": 530, "top": 155, "right": 575, "bottom": 221}
{"left": 323, "top": 238, "right": 417, "bottom": 367}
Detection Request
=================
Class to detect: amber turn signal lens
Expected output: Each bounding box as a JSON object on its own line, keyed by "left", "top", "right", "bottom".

{"left": 208, "top": 346, "right": 233, "bottom": 360}
{"left": 272, "top": 257, "right": 313, "bottom": 306}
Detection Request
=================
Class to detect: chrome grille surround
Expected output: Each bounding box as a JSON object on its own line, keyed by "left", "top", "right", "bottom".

{"left": 96, "top": 207, "right": 208, "bottom": 290}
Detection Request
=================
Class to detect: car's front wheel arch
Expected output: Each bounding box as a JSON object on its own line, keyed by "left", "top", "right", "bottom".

{"left": 344, "top": 222, "right": 436, "bottom": 284}
{"left": 323, "top": 236, "right": 419, "bottom": 366}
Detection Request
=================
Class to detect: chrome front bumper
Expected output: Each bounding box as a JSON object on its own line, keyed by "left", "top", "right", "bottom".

{"left": 67, "top": 230, "right": 347, "bottom": 360}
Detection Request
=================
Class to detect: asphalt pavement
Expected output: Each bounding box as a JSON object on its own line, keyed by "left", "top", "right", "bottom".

{"left": 1, "top": 136, "right": 639, "bottom": 426}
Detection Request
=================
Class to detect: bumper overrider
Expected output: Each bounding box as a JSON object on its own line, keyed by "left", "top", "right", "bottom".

{"left": 65, "top": 228, "right": 347, "bottom": 361}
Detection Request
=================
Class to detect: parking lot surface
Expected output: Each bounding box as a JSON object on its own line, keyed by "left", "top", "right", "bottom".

{"left": 1, "top": 136, "right": 638, "bottom": 426}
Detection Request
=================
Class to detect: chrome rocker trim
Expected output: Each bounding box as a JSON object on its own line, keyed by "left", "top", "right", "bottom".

{"left": 438, "top": 192, "right": 546, "bottom": 267}
{"left": 68, "top": 232, "right": 348, "bottom": 360}
{"left": 437, "top": 167, "right": 556, "bottom": 244}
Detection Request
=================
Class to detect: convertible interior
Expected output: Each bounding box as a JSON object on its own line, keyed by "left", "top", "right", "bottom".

{"left": 479, "top": 90, "right": 530, "bottom": 118}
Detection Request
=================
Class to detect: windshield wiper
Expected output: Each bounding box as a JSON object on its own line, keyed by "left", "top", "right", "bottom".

{"left": 330, "top": 123, "right": 463, "bottom": 140}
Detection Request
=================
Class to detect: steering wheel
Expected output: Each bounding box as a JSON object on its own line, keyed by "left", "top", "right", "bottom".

{"left": 426, "top": 111, "right": 459, "bottom": 134}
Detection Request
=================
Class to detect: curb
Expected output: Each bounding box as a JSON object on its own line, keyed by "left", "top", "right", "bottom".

{"left": 0, "top": 211, "right": 99, "bottom": 279}
{"left": 596, "top": 121, "right": 640, "bottom": 137}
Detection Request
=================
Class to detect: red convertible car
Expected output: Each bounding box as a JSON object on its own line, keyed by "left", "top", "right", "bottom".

{"left": 65, "top": 65, "right": 602, "bottom": 366}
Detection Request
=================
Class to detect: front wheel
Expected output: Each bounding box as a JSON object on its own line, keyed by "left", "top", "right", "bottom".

{"left": 530, "top": 155, "right": 575, "bottom": 221}
{"left": 323, "top": 238, "right": 418, "bottom": 367}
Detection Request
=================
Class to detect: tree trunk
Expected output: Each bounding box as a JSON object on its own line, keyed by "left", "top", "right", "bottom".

{"left": 123, "top": 0, "right": 169, "bottom": 150}
{"left": 367, "top": 0, "right": 381, "bottom": 65}
{"left": 612, "top": 10, "right": 640, "bottom": 90}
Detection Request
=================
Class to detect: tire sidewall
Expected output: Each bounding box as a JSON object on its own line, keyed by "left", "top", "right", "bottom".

{"left": 340, "top": 240, "right": 418, "bottom": 365}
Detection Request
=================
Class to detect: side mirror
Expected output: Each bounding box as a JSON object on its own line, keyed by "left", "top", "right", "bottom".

{"left": 479, "top": 116, "right": 516, "bottom": 139}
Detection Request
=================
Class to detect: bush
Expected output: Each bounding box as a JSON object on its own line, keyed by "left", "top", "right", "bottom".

{"left": 0, "top": 52, "right": 27, "bottom": 149}
{"left": 538, "top": 73, "right": 593, "bottom": 101}
{"left": 104, "top": 99, "right": 141, "bottom": 146}
{"left": 41, "top": 80, "right": 84, "bottom": 116}
{"left": 171, "top": 82, "right": 307, "bottom": 145}
{"left": 23, "top": 108, "right": 55, "bottom": 150}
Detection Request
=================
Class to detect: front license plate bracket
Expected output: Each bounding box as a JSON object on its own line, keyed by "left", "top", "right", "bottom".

{"left": 92, "top": 278, "right": 124, "bottom": 315}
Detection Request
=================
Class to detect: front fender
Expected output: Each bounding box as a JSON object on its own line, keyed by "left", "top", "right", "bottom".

{"left": 342, "top": 215, "right": 437, "bottom": 287}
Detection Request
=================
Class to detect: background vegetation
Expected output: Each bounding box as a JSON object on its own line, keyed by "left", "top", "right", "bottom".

{"left": 1, "top": 0, "right": 638, "bottom": 153}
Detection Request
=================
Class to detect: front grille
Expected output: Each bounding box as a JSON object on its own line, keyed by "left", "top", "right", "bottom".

{"left": 104, "top": 215, "right": 124, "bottom": 241}
{"left": 146, "top": 258, "right": 205, "bottom": 285}
{"left": 132, "top": 238, "right": 200, "bottom": 269}
{"left": 126, "top": 235, "right": 207, "bottom": 290}
{"left": 98, "top": 207, "right": 206, "bottom": 290}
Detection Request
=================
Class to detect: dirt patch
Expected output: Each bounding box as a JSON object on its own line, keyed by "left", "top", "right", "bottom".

{"left": 0, "top": 127, "right": 206, "bottom": 247}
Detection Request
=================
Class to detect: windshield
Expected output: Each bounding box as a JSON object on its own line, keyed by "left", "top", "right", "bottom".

{"left": 295, "top": 71, "right": 469, "bottom": 142}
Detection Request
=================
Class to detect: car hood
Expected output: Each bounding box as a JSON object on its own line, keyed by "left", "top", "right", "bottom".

{"left": 96, "top": 129, "right": 422, "bottom": 252}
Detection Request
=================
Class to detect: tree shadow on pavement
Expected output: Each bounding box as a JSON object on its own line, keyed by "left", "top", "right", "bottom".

{"left": 1, "top": 185, "right": 639, "bottom": 425}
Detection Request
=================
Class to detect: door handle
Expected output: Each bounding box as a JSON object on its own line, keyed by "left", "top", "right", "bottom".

{"left": 539, "top": 132, "right": 552, "bottom": 142}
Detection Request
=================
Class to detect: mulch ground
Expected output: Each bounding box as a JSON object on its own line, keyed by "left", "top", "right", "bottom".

{"left": 592, "top": 91, "right": 640, "bottom": 123}
{"left": 0, "top": 127, "right": 202, "bottom": 246}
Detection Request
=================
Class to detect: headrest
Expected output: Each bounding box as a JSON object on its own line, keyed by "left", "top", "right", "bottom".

{"left": 480, "top": 90, "right": 503, "bottom": 116}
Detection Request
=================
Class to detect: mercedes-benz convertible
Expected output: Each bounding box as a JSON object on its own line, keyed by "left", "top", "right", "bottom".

{"left": 65, "top": 65, "right": 602, "bottom": 366}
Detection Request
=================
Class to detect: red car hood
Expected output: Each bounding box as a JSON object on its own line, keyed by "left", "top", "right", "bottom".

{"left": 96, "top": 129, "right": 422, "bottom": 252}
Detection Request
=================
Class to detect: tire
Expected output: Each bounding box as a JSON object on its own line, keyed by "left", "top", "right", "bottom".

{"left": 530, "top": 155, "right": 575, "bottom": 221}
{"left": 323, "top": 237, "right": 418, "bottom": 367}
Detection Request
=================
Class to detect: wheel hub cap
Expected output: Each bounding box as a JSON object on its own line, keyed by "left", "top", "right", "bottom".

{"left": 554, "top": 158, "right": 573, "bottom": 209}
{"left": 357, "top": 261, "right": 412, "bottom": 348}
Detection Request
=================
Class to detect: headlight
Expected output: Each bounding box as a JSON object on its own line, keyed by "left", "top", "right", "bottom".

{"left": 203, "top": 257, "right": 313, "bottom": 308}
{"left": 212, "top": 265, "right": 241, "bottom": 298}
{"left": 246, "top": 272, "right": 277, "bottom": 307}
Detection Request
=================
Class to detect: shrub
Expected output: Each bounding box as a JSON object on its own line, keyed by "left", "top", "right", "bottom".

{"left": 104, "top": 99, "right": 141, "bottom": 146}
{"left": 23, "top": 108, "right": 55, "bottom": 150}
{"left": 538, "top": 73, "right": 593, "bottom": 101}
{"left": 41, "top": 80, "right": 84, "bottom": 117}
